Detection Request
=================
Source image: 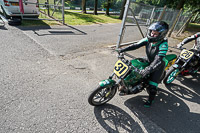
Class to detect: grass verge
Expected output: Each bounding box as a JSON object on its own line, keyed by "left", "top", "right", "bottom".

{"left": 21, "top": 10, "right": 121, "bottom": 26}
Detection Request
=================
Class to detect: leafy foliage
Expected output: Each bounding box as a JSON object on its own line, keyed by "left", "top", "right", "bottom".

{"left": 136, "top": 0, "right": 200, "bottom": 11}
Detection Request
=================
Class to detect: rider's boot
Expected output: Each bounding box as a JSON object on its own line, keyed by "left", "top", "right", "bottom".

{"left": 144, "top": 86, "right": 157, "bottom": 107}
{"left": 119, "top": 86, "right": 128, "bottom": 96}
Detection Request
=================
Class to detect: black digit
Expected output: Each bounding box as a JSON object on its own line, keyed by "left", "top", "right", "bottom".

{"left": 119, "top": 66, "right": 127, "bottom": 74}
{"left": 115, "top": 63, "right": 123, "bottom": 71}
{"left": 185, "top": 52, "right": 192, "bottom": 58}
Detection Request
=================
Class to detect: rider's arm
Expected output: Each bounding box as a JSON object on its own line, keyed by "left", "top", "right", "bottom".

{"left": 180, "top": 33, "right": 200, "bottom": 46}
{"left": 141, "top": 42, "right": 168, "bottom": 75}
{"left": 120, "top": 38, "right": 148, "bottom": 53}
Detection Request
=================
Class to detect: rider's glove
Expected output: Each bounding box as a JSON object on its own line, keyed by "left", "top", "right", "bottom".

{"left": 135, "top": 67, "right": 150, "bottom": 78}
{"left": 177, "top": 43, "right": 183, "bottom": 49}
{"left": 115, "top": 48, "right": 123, "bottom": 53}
{"left": 139, "top": 69, "right": 150, "bottom": 77}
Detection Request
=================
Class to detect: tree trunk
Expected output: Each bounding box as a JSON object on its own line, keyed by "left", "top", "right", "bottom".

{"left": 94, "top": 0, "right": 98, "bottom": 15}
{"left": 176, "top": 0, "right": 185, "bottom": 10}
{"left": 119, "top": 0, "right": 127, "bottom": 19}
{"left": 105, "top": 0, "right": 111, "bottom": 16}
{"left": 82, "top": 0, "right": 86, "bottom": 13}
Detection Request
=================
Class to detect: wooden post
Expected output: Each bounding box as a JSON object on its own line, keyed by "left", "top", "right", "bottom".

{"left": 168, "top": 8, "right": 182, "bottom": 37}
{"left": 176, "top": 15, "right": 193, "bottom": 36}
{"left": 192, "top": 12, "right": 199, "bottom": 22}
{"left": 46, "top": 0, "right": 50, "bottom": 16}
{"left": 129, "top": 9, "right": 145, "bottom": 38}
{"left": 158, "top": 5, "right": 167, "bottom": 21}
{"left": 62, "top": 0, "right": 65, "bottom": 24}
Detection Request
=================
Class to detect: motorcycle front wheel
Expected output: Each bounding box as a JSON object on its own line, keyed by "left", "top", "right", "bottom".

{"left": 163, "top": 67, "right": 180, "bottom": 85}
{"left": 88, "top": 85, "right": 117, "bottom": 106}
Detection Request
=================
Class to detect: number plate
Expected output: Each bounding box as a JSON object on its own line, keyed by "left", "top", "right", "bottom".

{"left": 180, "top": 49, "right": 194, "bottom": 60}
{"left": 113, "top": 60, "right": 129, "bottom": 78}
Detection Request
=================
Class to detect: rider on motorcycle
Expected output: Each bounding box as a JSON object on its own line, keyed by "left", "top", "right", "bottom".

{"left": 118, "top": 21, "right": 169, "bottom": 107}
{"left": 177, "top": 32, "right": 200, "bottom": 51}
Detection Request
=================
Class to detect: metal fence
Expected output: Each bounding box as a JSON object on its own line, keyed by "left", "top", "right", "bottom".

{"left": 126, "top": 1, "right": 192, "bottom": 34}
{"left": 37, "top": 0, "right": 65, "bottom": 23}
{"left": 117, "top": 0, "right": 193, "bottom": 47}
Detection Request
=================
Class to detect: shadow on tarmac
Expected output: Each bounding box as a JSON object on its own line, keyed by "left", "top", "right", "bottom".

{"left": 94, "top": 104, "right": 144, "bottom": 133}
{"left": 178, "top": 74, "right": 200, "bottom": 95}
{"left": 0, "top": 25, "right": 8, "bottom": 30}
{"left": 124, "top": 88, "right": 200, "bottom": 133}
{"left": 93, "top": 77, "right": 200, "bottom": 133}
{"left": 16, "top": 24, "right": 87, "bottom": 36}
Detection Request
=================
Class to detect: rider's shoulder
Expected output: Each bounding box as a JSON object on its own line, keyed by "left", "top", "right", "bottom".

{"left": 195, "top": 32, "right": 200, "bottom": 37}
{"left": 159, "top": 40, "right": 168, "bottom": 49}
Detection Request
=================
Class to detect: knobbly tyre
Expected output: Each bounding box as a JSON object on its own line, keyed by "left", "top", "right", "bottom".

{"left": 88, "top": 51, "right": 177, "bottom": 106}
{"left": 163, "top": 47, "right": 200, "bottom": 85}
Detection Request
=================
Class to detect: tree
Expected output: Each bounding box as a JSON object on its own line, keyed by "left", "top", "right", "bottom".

{"left": 176, "top": 0, "right": 185, "bottom": 9}
{"left": 105, "top": 0, "right": 111, "bottom": 16}
{"left": 94, "top": 0, "right": 98, "bottom": 15}
{"left": 82, "top": 0, "right": 86, "bottom": 13}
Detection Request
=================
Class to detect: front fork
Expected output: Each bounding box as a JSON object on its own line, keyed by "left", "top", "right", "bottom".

{"left": 99, "top": 73, "right": 126, "bottom": 92}
{"left": 172, "top": 64, "right": 182, "bottom": 76}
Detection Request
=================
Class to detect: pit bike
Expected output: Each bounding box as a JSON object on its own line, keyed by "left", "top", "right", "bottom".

{"left": 163, "top": 47, "right": 200, "bottom": 85}
{"left": 88, "top": 52, "right": 177, "bottom": 106}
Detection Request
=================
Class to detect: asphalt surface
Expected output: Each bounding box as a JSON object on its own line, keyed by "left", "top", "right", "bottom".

{"left": 0, "top": 23, "right": 200, "bottom": 133}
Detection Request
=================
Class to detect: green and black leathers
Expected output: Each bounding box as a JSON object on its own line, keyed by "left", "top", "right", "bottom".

{"left": 120, "top": 37, "right": 168, "bottom": 80}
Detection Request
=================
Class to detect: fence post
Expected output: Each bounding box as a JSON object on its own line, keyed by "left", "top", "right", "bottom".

{"left": 130, "top": 9, "right": 145, "bottom": 38}
{"left": 176, "top": 15, "right": 193, "bottom": 36}
{"left": 158, "top": 5, "right": 167, "bottom": 21}
{"left": 62, "top": 0, "right": 65, "bottom": 24}
{"left": 192, "top": 12, "right": 199, "bottom": 22}
{"left": 46, "top": 0, "right": 50, "bottom": 16}
{"left": 148, "top": 7, "right": 155, "bottom": 25}
{"left": 168, "top": 8, "right": 182, "bottom": 37}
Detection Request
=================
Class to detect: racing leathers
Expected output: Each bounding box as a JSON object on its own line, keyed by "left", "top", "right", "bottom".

{"left": 178, "top": 32, "right": 200, "bottom": 51}
{"left": 120, "top": 37, "right": 168, "bottom": 105}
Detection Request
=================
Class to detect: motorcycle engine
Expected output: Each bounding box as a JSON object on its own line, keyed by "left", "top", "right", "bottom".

{"left": 190, "top": 56, "right": 199, "bottom": 66}
{"left": 129, "top": 84, "right": 144, "bottom": 94}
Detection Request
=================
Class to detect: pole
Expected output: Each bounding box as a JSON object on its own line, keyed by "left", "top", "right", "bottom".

{"left": 46, "top": 0, "right": 50, "bottom": 16}
{"left": 168, "top": 8, "right": 182, "bottom": 37}
{"left": 116, "top": 0, "right": 130, "bottom": 49}
{"left": 158, "top": 5, "right": 167, "bottom": 21}
{"left": 148, "top": 7, "right": 155, "bottom": 25}
{"left": 176, "top": 14, "right": 193, "bottom": 36}
{"left": 62, "top": 0, "right": 65, "bottom": 24}
{"left": 129, "top": 9, "right": 145, "bottom": 38}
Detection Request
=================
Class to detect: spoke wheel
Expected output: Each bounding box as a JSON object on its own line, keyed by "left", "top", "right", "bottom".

{"left": 163, "top": 67, "right": 179, "bottom": 85}
{"left": 88, "top": 85, "right": 117, "bottom": 106}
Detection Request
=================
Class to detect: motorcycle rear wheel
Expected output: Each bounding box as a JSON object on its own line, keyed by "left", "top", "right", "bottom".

{"left": 88, "top": 85, "right": 117, "bottom": 106}
{"left": 163, "top": 67, "right": 179, "bottom": 85}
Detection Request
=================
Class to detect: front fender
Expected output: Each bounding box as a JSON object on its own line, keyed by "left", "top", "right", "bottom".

{"left": 99, "top": 79, "right": 116, "bottom": 88}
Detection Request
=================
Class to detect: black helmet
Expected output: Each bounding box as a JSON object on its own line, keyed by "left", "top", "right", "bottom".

{"left": 147, "top": 21, "right": 169, "bottom": 42}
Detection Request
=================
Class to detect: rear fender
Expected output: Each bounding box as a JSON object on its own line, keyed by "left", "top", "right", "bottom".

{"left": 99, "top": 79, "right": 116, "bottom": 88}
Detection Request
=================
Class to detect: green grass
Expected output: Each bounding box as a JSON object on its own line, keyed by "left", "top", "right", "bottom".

{"left": 186, "top": 23, "right": 200, "bottom": 32}
{"left": 21, "top": 10, "right": 121, "bottom": 26}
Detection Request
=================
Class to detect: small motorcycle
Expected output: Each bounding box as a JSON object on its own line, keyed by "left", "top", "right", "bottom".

{"left": 163, "top": 47, "right": 200, "bottom": 85}
{"left": 88, "top": 52, "right": 177, "bottom": 106}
